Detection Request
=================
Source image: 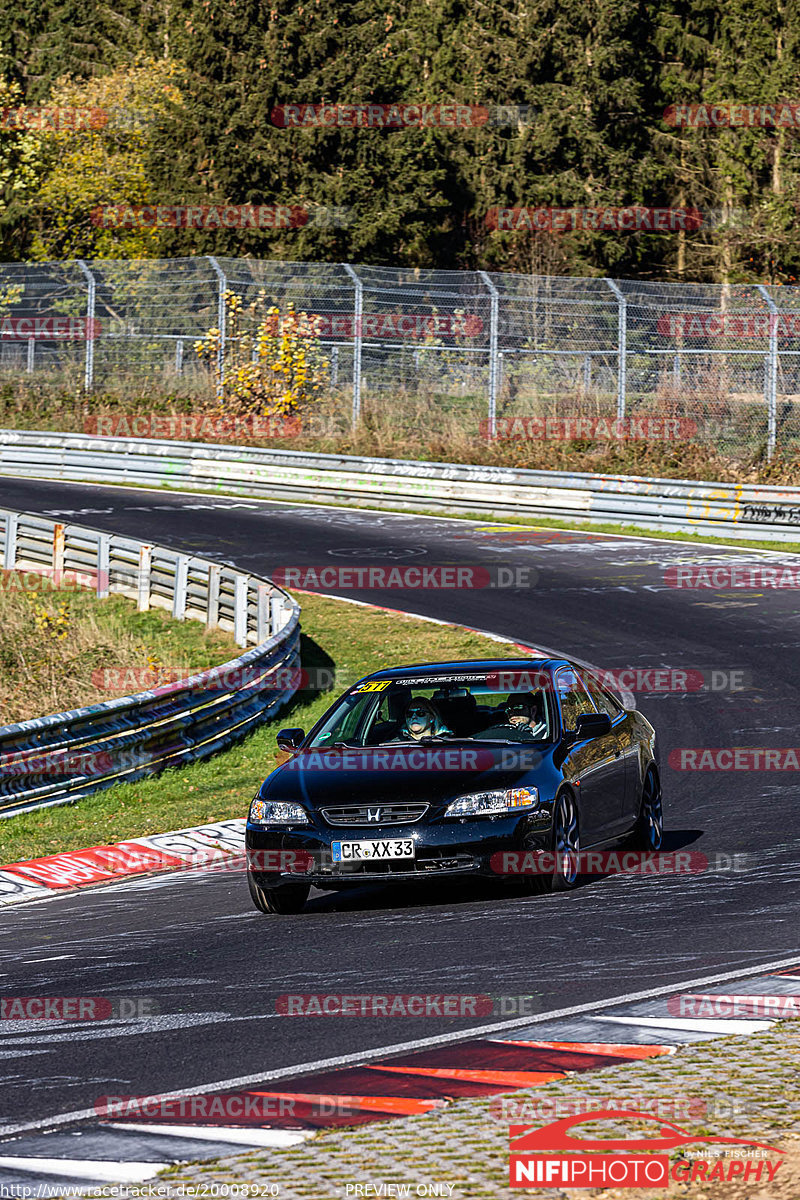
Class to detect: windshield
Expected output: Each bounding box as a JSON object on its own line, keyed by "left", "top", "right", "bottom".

{"left": 307, "top": 671, "right": 556, "bottom": 748}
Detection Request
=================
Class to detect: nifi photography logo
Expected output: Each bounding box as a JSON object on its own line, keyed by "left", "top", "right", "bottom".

{"left": 508, "top": 1109, "right": 784, "bottom": 1189}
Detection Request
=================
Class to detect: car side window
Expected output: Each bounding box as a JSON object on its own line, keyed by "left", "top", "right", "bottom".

{"left": 580, "top": 670, "right": 621, "bottom": 719}
{"left": 555, "top": 668, "right": 596, "bottom": 732}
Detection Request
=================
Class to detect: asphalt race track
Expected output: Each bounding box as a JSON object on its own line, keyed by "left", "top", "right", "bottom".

{"left": 1, "top": 476, "right": 799, "bottom": 1132}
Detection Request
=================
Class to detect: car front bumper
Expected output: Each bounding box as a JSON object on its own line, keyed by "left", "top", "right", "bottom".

{"left": 245, "top": 815, "right": 551, "bottom": 887}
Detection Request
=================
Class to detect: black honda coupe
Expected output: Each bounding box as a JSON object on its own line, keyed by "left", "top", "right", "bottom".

{"left": 245, "top": 658, "right": 662, "bottom": 913}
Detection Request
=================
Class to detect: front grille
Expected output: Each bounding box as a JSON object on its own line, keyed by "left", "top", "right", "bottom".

{"left": 320, "top": 802, "right": 429, "bottom": 827}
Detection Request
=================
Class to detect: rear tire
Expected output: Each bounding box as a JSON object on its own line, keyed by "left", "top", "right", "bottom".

{"left": 627, "top": 767, "right": 663, "bottom": 851}
{"left": 248, "top": 873, "right": 310, "bottom": 914}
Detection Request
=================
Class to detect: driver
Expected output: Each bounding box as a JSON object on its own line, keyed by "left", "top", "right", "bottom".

{"left": 479, "top": 692, "right": 546, "bottom": 742}
{"left": 392, "top": 698, "right": 452, "bottom": 742}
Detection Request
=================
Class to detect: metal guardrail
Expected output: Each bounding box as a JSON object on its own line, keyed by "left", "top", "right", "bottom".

{"left": 0, "top": 503, "right": 300, "bottom": 818}
{"left": 0, "top": 428, "right": 799, "bottom": 544}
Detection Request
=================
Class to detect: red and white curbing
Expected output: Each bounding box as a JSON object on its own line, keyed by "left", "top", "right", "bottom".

{"left": 0, "top": 818, "right": 246, "bottom": 907}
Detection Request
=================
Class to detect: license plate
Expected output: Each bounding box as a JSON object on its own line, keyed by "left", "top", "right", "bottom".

{"left": 331, "top": 838, "right": 415, "bottom": 862}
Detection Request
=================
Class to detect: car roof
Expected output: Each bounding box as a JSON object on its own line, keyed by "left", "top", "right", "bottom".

{"left": 357, "top": 658, "right": 570, "bottom": 682}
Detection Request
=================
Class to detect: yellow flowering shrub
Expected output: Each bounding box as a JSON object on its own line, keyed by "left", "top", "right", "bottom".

{"left": 194, "top": 290, "right": 329, "bottom": 418}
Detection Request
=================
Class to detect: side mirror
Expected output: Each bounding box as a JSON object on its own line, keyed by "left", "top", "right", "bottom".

{"left": 571, "top": 712, "right": 612, "bottom": 739}
{"left": 276, "top": 727, "right": 305, "bottom": 751}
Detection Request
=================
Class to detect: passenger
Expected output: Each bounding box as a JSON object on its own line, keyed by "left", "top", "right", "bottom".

{"left": 391, "top": 698, "right": 452, "bottom": 742}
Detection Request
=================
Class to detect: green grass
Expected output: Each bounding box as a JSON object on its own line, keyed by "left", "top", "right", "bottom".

{"left": 0, "top": 577, "right": 240, "bottom": 725}
{"left": 0, "top": 593, "right": 527, "bottom": 863}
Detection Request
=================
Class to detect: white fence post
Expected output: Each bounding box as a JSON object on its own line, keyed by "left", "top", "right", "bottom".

{"left": 207, "top": 256, "right": 227, "bottom": 399}
{"left": 342, "top": 263, "right": 363, "bottom": 427}
{"left": 206, "top": 563, "right": 220, "bottom": 628}
{"left": 76, "top": 260, "right": 97, "bottom": 393}
{"left": 604, "top": 278, "right": 627, "bottom": 423}
{"left": 270, "top": 593, "right": 284, "bottom": 635}
{"left": 97, "top": 533, "right": 110, "bottom": 598}
{"left": 234, "top": 573, "right": 249, "bottom": 647}
{"left": 257, "top": 583, "right": 271, "bottom": 642}
{"left": 756, "top": 284, "right": 778, "bottom": 461}
{"left": 3, "top": 512, "right": 18, "bottom": 569}
{"left": 478, "top": 271, "right": 500, "bottom": 437}
{"left": 172, "top": 554, "right": 189, "bottom": 619}
{"left": 137, "top": 545, "right": 152, "bottom": 611}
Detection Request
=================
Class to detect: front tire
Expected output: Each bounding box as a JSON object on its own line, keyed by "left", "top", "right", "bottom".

{"left": 627, "top": 767, "right": 663, "bottom": 851}
{"left": 525, "top": 790, "right": 581, "bottom": 894}
{"left": 248, "top": 873, "right": 310, "bottom": 914}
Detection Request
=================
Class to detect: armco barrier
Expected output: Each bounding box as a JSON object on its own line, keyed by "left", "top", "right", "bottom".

{"left": 0, "top": 429, "right": 799, "bottom": 542}
{"left": 0, "top": 507, "right": 300, "bottom": 818}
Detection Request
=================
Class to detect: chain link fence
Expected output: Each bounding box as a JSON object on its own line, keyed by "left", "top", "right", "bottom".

{"left": 1, "top": 257, "right": 798, "bottom": 457}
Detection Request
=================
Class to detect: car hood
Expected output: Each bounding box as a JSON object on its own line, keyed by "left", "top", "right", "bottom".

{"left": 261, "top": 742, "right": 554, "bottom": 810}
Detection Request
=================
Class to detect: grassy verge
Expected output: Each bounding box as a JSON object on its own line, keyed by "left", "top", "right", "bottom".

{"left": 2, "top": 381, "right": 799, "bottom": 485}
{"left": 0, "top": 593, "right": 525, "bottom": 863}
{"left": 0, "top": 574, "right": 238, "bottom": 726}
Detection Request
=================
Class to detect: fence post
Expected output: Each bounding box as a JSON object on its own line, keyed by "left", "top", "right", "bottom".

{"left": 76, "top": 260, "right": 96, "bottom": 393}
{"left": 175, "top": 340, "right": 184, "bottom": 376}
{"left": 207, "top": 256, "right": 226, "bottom": 399}
{"left": 478, "top": 271, "right": 499, "bottom": 437}
{"left": 270, "top": 593, "right": 285, "bottom": 635}
{"left": 234, "top": 573, "right": 248, "bottom": 647}
{"left": 342, "top": 263, "right": 363, "bottom": 427}
{"left": 756, "top": 284, "right": 778, "bottom": 460}
{"left": 3, "top": 512, "right": 18, "bottom": 569}
{"left": 137, "top": 545, "right": 152, "bottom": 612}
{"left": 52, "top": 523, "right": 65, "bottom": 578}
{"left": 172, "top": 554, "right": 189, "bottom": 619}
{"left": 26, "top": 337, "right": 34, "bottom": 373}
{"left": 97, "top": 533, "right": 110, "bottom": 599}
{"left": 206, "top": 563, "right": 220, "bottom": 629}
{"left": 604, "top": 278, "right": 627, "bottom": 422}
{"left": 257, "top": 583, "right": 271, "bottom": 642}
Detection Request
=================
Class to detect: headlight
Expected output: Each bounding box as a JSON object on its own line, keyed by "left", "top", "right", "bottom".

{"left": 249, "top": 797, "right": 310, "bottom": 825}
{"left": 444, "top": 787, "right": 539, "bottom": 818}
